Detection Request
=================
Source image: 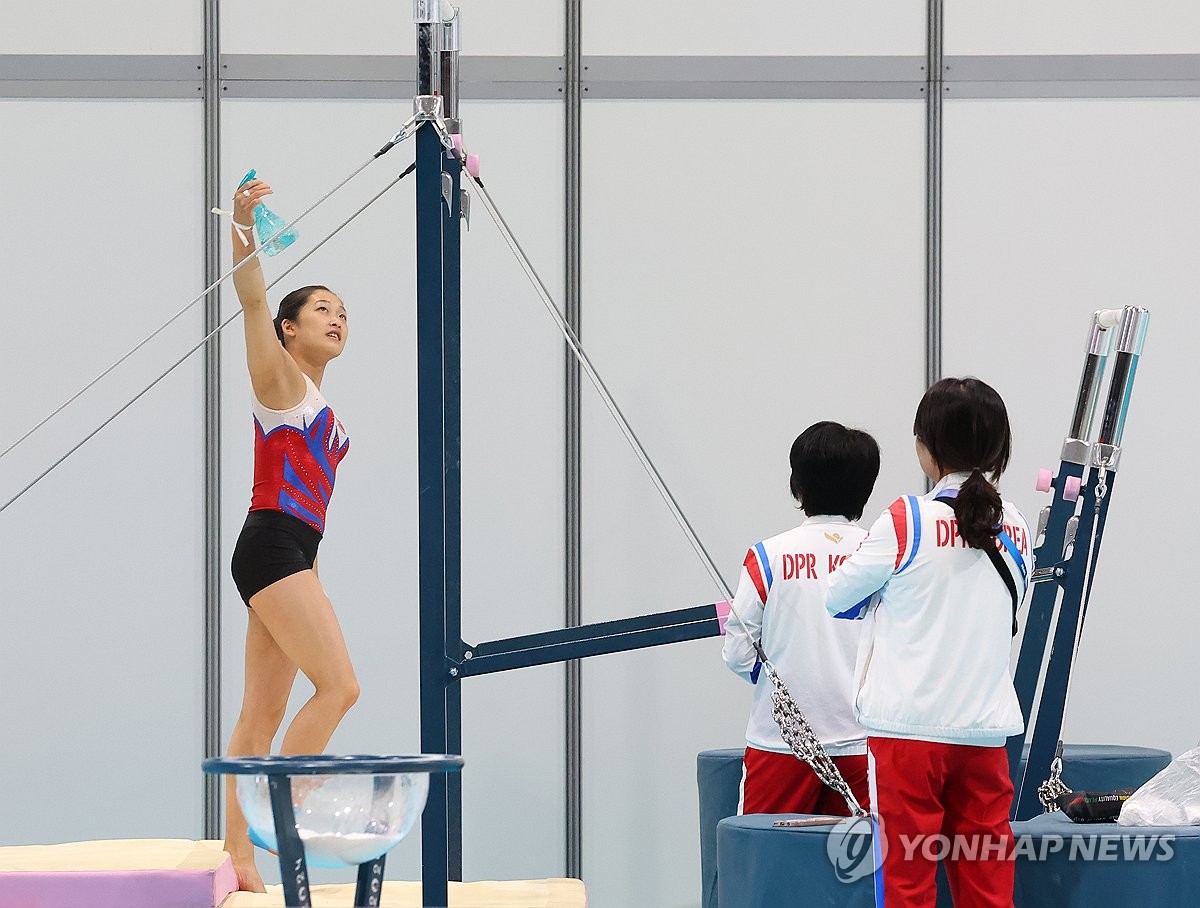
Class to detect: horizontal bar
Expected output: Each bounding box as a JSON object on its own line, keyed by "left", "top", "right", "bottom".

{"left": 457, "top": 617, "right": 722, "bottom": 677}
{"left": 468, "top": 603, "right": 724, "bottom": 659}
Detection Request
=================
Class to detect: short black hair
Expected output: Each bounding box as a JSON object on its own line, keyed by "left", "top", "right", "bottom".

{"left": 788, "top": 421, "right": 880, "bottom": 520}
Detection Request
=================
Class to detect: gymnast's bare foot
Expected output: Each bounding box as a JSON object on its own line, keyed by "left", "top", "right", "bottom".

{"left": 227, "top": 845, "right": 267, "bottom": 893}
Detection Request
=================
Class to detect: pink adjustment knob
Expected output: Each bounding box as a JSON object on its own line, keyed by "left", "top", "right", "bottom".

{"left": 1062, "top": 476, "right": 1082, "bottom": 502}
{"left": 1035, "top": 468, "right": 1054, "bottom": 493}
{"left": 465, "top": 154, "right": 481, "bottom": 179}
{"left": 446, "top": 134, "right": 463, "bottom": 159}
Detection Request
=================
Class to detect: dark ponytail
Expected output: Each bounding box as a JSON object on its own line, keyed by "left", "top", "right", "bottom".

{"left": 274, "top": 285, "right": 331, "bottom": 347}
{"left": 914, "top": 377, "right": 1011, "bottom": 550}
{"left": 956, "top": 468, "right": 1005, "bottom": 549}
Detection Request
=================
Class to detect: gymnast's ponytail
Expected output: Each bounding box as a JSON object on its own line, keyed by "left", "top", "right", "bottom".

{"left": 913, "top": 377, "right": 1012, "bottom": 550}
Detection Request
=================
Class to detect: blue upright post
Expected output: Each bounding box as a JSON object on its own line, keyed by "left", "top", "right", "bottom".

{"left": 414, "top": 4, "right": 451, "bottom": 904}
{"left": 439, "top": 7, "right": 465, "bottom": 882}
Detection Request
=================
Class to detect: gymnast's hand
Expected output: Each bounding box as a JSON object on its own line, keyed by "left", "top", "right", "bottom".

{"left": 233, "top": 178, "right": 273, "bottom": 227}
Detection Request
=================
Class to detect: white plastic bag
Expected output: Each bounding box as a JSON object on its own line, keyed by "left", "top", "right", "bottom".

{"left": 1118, "top": 745, "right": 1200, "bottom": 826}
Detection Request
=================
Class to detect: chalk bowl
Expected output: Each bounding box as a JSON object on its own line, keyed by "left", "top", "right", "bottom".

{"left": 237, "top": 772, "right": 430, "bottom": 868}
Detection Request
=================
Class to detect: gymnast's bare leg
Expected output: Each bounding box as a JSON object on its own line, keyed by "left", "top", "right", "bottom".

{"left": 223, "top": 572, "right": 358, "bottom": 891}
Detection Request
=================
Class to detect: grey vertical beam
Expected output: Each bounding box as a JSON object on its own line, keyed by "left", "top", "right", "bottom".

{"left": 564, "top": 0, "right": 584, "bottom": 884}
{"left": 202, "top": 0, "right": 223, "bottom": 839}
{"left": 925, "top": 0, "right": 944, "bottom": 390}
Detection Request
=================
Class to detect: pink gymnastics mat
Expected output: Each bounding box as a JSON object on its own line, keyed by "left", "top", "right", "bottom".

{"left": 0, "top": 839, "right": 237, "bottom": 908}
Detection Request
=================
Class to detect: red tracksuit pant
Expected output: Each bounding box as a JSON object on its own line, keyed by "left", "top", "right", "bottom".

{"left": 869, "top": 736, "right": 1015, "bottom": 907}
{"left": 739, "top": 747, "right": 871, "bottom": 816}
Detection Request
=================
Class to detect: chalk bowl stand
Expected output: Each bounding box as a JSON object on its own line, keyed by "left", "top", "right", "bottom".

{"left": 203, "top": 754, "right": 464, "bottom": 907}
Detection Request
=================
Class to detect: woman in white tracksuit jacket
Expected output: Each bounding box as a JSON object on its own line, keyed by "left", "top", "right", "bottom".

{"left": 724, "top": 421, "right": 880, "bottom": 817}
{"left": 826, "top": 378, "right": 1030, "bottom": 908}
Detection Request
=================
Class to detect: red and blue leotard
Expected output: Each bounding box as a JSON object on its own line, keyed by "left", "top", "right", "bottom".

{"left": 249, "top": 374, "right": 349, "bottom": 534}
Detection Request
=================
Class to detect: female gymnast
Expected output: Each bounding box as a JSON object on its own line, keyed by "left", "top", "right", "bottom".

{"left": 223, "top": 177, "right": 359, "bottom": 892}
{"left": 827, "top": 377, "right": 1031, "bottom": 907}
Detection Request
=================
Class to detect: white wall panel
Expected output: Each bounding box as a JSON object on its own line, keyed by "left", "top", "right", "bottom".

{"left": 585, "top": 1, "right": 925, "bottom": 56}
{"left": 581, "top": 99, "right": 926, "bottom": 907}
{"left": 943, "top": 98, "right": 1200, "bottom": 763}
{"left": 221, "top": 0, "right": 563, "bottom": 57}
{"left": 947, "top": 2, "right": 1200, "bottom": 55}
{"left": 1, "top": 2, "right": 201, "bottom": 54}
{"left": 219, "top": 98, "right": 565, "bottom": 884}
{"left": 0, "top": 100, "right": 204, "bottom": 843}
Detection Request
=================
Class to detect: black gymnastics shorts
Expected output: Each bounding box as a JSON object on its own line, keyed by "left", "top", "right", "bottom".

{"left": 231, "top": 510, "right": 322, "bottom": 606}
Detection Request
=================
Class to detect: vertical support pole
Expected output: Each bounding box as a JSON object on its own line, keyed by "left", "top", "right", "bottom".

{"left": 201, "top": 0, "right": 223, "bottom": 841}
{"left": 441, "top": 90, "right": 465, "bottom": 886}
{"left": 563, "top": 0, "right": 584, "bottom": 883}
{"left": 416, "top": 111, "right": 451, "bottom": 907}
{"left": 415, "top": 4, "right": 451, "bottom": 899}
{"left": 925, "top": 0, "right": 944, "bottom": 393}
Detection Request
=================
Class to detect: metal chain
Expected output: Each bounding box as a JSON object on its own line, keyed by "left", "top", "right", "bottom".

{"left": 767, "top": 662, "right": 866, "bottom": 816}
{"left": 1038, "top": 747, "right": 1071, "bottom": 812}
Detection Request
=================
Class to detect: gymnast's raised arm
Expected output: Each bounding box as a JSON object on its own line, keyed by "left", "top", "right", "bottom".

{"left": 230, "top": 179, "right": 305, "bottom": 409}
